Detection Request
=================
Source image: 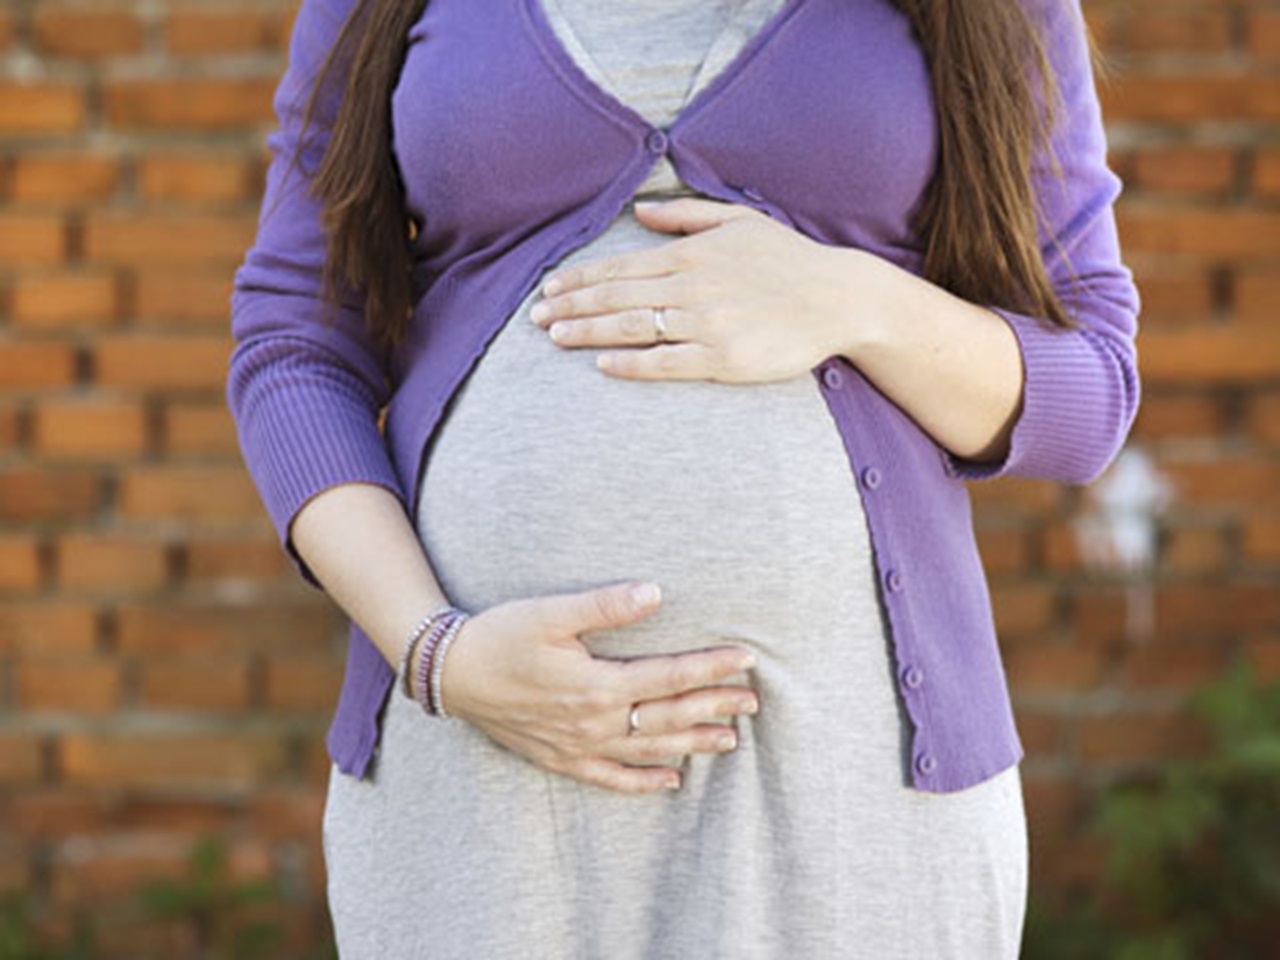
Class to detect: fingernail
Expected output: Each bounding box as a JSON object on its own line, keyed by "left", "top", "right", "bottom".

{"left": 738, "top": 652, "right": 756, "bottom": 670}
{"left": 543, "top": 276, "right": 563, "bottom": 296}
{"left": 635, "top": 201, "right": 660, "bottom": 212}
{"left": 630, "top": 582, "right": 661, "bottom": 607}
{"left": 666, "top": 775, "right": 681, "bottom": 791}
{"left": 742, "top": 698, "right": 759, "bottom": 715}
{"left": 717, "top": 733, "right": 737, "bottom": 751}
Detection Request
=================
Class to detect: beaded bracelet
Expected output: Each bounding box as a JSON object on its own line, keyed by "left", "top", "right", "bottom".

{"left": 397, "top": 603, "right": 456, "bottom": 701}
{"left": 427, "top": 610, "right": 470, "bottom": 718}
{"left": 413, "top": 612, "right": 458, "bottom": 714}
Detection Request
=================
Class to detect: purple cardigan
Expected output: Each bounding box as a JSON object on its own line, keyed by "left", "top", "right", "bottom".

{"left": 227, "top": 0, "right": 1140, "bottom": 793}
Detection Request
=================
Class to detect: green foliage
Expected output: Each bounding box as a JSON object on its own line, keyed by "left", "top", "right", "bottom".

{"left": 1025, "top": 657, "right": 1280, "bottom": 959}
{"left": 135, "top": 835, "right": 284, "bottom": 960}
{"left": 0, "top": 894, "right": 92, "bottom": 960}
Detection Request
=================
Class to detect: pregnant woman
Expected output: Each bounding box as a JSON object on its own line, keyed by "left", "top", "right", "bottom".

{"left": 227, "top": 0, "right": 1140, "bottom": 956}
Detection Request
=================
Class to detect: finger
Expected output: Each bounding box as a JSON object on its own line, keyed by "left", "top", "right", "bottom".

{"left": 609, "top": 724, "right": 740, "bottom": 765}
{"left": 548, "top": 306, "right": 690, "bottom": 348}
{"left": 612, "top": 645, "right": 756, "bottom": 703}
{"left": 628, "top": 686, "right": 760, "bottom": 736}
{"left": 597, "top": 342, "right": 712, "bottom": 380}
{"left": 569, "top": 756, "right": 682, "bottom": 794}
{"left": 632, "top": 196, "right": 759, "bottom": 235}
{"left": 535, "top": 580, "right": 663, "bottom": 635}
{"left": 541, "top": 243, "right": 686, "bottom": 297}
{"left": 533, "top": 276, "right": 672, "bottom": 326}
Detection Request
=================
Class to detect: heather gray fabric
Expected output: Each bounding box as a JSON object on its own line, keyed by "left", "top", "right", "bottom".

{"left": 322, "top": 2, "right": 1028, "bottom": 956}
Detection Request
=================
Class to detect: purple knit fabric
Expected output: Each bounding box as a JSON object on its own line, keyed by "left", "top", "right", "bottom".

{"left": 226, "top": 0, "right": 1141, "bottom": 793}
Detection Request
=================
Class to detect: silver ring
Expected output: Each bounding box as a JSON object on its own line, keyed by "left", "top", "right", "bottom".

{"left": 651, "top": 306, "right": 669, "bottom": 343}
{"left": 627, "top": 703, "right": 642, "bottom": 736}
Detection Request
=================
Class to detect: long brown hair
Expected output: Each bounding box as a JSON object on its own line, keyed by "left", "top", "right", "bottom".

{"left": 298, "top": 0, "right": 1097, "bottom": 349}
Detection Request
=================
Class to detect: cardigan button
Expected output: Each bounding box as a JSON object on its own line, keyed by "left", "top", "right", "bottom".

{"left": 645, "top": 129, "right": 669, "bottom": 154}
{"left": 821, "top": 365, "right": 843, "bottom": 390}
{"left": 885, "top": 569, "right": 904, "bottom": 592}
{"left": 916, "top": 753, "right": 938, "bottom": 776}
{"left": 902, "top": 665, "right": 925, "bottom": 689}
{"left": 861, "top": 467, "right": 881, "bottom": 490}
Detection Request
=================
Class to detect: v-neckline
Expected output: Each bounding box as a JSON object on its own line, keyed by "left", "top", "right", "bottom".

{"left": 520, "top": 0, "right": 806, "bottom": 139}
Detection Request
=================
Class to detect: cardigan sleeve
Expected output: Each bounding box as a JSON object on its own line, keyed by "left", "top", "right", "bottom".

{"left": 941, "top": 0, "right": 1141, "bottom": 485}
{"left": 225, "top": 0, "right": 406, "bottom": 589}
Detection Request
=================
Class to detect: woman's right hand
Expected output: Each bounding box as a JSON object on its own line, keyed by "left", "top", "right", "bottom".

{"left": 429, "top": 580, "right": 760, "bottom": 795}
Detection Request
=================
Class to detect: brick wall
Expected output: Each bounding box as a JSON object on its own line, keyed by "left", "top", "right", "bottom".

{"left": 0, "top": 0, "right": 1277, "bottom": 953}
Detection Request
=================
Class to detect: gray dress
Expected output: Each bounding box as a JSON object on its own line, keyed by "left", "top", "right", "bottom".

{"left": 322, "top": 2, "right": 1029, "bottom": 957}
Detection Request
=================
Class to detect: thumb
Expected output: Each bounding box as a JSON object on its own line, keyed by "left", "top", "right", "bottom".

{"left": 542, "top": 580, "right": 663, "bottom": 634}
{"left": 632, "top": 196, "right": 753, "bottom": 234}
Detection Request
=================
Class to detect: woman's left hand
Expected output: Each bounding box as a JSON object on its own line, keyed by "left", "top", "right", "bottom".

{"left": 530, "top": 197, "right": 889, "bottom": 383}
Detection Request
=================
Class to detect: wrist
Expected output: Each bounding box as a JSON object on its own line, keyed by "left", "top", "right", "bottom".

{"left": 820, "top": 245, "right": 898, "bottom": 364}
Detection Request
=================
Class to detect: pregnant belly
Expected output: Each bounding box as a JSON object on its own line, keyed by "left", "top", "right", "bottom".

{"left": 414, "top": 219, "right": 878, "bottom": 660}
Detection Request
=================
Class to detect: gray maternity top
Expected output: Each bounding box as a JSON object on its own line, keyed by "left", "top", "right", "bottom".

{"left": 322, "top": 2, "right": 1028, "bottom": 957}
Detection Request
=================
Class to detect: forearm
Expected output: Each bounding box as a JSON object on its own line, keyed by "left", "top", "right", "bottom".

{"left": 832, "top": 249, "right": 1026, "bottom": 464}
{"left": 288, "top": 482, "right": 450, "bottom": 669}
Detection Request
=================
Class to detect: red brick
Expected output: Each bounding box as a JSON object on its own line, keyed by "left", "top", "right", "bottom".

{"left": 968, "top": 476, "right": 1063, "bottom": 515}
{"left": 1247, "top": 636, "right": 1280, "bottom": 683}
{"left": 185, "top": 535, "right": 289, "bottom": 582}
{"left": 1130, "top": 268, "right": 1215, "bottom": 322}
{"left": 1077, "top": 709, "right": 1212, "bottom": 763}
{"left": 93, "top": 335, "right": 229, "bottom": 390}
{"left": 0, "top": 212, "right": 68, "bottom": 264}
{"left": 1130, "top": 146, "right": 1236, "bottom": 196}
{"left": 139, "top": 659, "right": 252, "bottom": 711}
{"left": 0, "top": 733, "right": 45, "bottom": 785}
{"left": 0, "top": 469, "right": 100, "bottom": 521}
{"left": 1118, "top": 638, "right": 1231, "bottom": 691}
{"left": 1006, "top": 643, "right": 1107, "bottom": 692}
{"left": 1156, "top": 582, "right": 1280, "bottom": 637}
{"left": 0, "top": 340, "right": 77, "bottom": 388}
{"left": 138, "top": 153, "right": 254, "bottom": 204}
{"left": 1255, "top": 147, "right": 1280, "bottom": 198}
{"left": 162, "top": 401, "right": 238, "bottom": 455}
{"left": 974, "top": 525, "right": 1030, "bottom": 576}
{"left": 119, "top": 465, "right": 264, "bottom": 521}
{"left": 16, "top": 658, "right": 121, "bottom": 713}
{"left": 10, "top": 152, "right": 121, "bottom": 203}
{"left": 103, "top": 77, "right": 277, "bottom": 130}
{"left": 0, "top": 401, "right": 21, "bottom": 448}
{"left": 1249, "top": 11, "right": 1280, "bottom": 63}
{"left": 1130, "top": 393, "right": 1226, "bottom": 440}
{"left": 1251, "top": 390, "right": 1280, "bottom": 445}
{"left": 56, "top": 534, "right": 169, "bottom": 591}
{"left": 1118, "top": 206, "right": 1280, "bottom": 261}
{"left": 167, "top": 8, "right": 282, "bottom": 55}
{"left": 1042, "top": 519, "right": 1083, "bottom": 573}
{"left": 1243, "top": 513, "right": 1280, "bottom": 564}
{"left": 250, "top": 788, "right": 324, "bottom": 840}
{"left": 1101, "top": 74, "right": 1280, "bottom": 124}
{"left": 115, "top": 601, "right": 335, "bottom": 656}
{"left": 0, "top": 83, "right": 86, "bottom": 136}
{"left": 1236, "top": 270, "right": 1280, "bottom": 322}
{"left": 1122, "top": 12, "right": 1232, "bottom": 55}
{"left": 1139, "top": 326, "right": 1280, "bottom": 383}
{"left": 84, "top": 212, "right": 257, "bottom": 265}
{"left": 9, "top": 271, "right": 120, "bottom": 329}
{"left": 264, "top": 657, "right": 343, "bottom": 711}
{"left": 0, "top": 534, "right": 43, "bottom": 591}
{"left": 1160, "top": 525, "right": 1228, "bottom": 574}
{"left": 1163, "top": 459, "right": 1280, "bottom": 506}
{"left": 134, "top": 269, "right": 234, "bottom": 325}
{"left": 34, "top": 8, "right": 144, "bottom": 59}
{"left": 0, "top": 601, "right": 99, "bottom": 656}
{"left": 58, "top": 733, "right": 290, "bottom": 789}
{"left": 1012, "top": 709, "right": 1061, "bottom": 756}
{"left": 33, "top": 398, "right": 149, "bottom": 460}
{"left": 991, "top": 582, "right": 1057, "bottom": 637}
